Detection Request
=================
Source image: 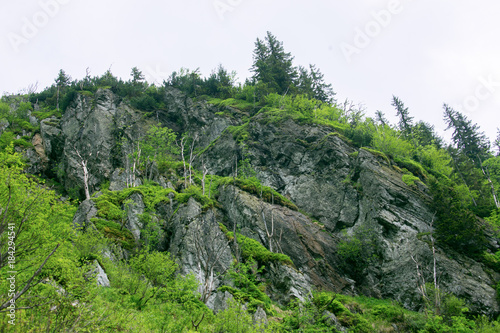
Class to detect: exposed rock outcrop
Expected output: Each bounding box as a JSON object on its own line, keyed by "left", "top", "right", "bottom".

{"left": 50, "top": 88, "right": 500, "bottom": 316}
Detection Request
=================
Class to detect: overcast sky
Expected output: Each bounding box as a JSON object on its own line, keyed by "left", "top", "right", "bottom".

{"left": 1, "top": 0, "right": 499, "bottom": 145}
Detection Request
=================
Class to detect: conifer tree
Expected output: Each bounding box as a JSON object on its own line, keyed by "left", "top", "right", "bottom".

{"left": 250, "top": 31, "right": 297, "bottom": 95}
{"left": 443, "top": 104, "right": 498, "bottom": 209}
{"left": 297, "top": 64, "right": 335, "bottom": 103}
{"left": 55, "top": 69, "right": 71, "bottom": 111}
{"left": 443, "top": 104, "right": 490, "bottom": 163}
{"left": 392, "top": 96, "right": 414, "bottom": 137}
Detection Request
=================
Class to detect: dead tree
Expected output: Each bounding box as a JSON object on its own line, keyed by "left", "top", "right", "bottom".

{"left": 188, "top": 134, "right": 198, "bottom": 185}
{"left": 75, "top": 149, "right": 92, "bottom": 200}
{"left": 477, "top": 156, "right": 500, "bottom": 209}
{"left": 201, "top": 162, "right": 208, "bottom": 196}
{"left": 261, "top": 191, "right": 275, "bottom": 252}
{"left": 231, "top": 160, "right": 240, "bottom": 264}
{"left": 260, "top": 187, "right": 283, "bottom": 254}
{"left": 410, "top": 213, "right": 440, "bottom": 314}
{"left": 177, "top": 137, "right": 187, "bottom": 188}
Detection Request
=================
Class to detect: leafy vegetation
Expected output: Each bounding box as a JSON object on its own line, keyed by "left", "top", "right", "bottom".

{"left": 219, "top": 224, "right": 293, "bottom": 266}
{"left": 2, "top": 31, "right": 500, "bottom": 331}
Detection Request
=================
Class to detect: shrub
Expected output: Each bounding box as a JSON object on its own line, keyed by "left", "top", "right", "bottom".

{"left": 219, "top": 223, "right": 293, "bottom": 266}
{"left": 402, "top": 173, "right": 420, "bottom": 187}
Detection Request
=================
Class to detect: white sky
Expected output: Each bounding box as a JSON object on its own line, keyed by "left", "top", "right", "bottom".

{"left": 1, "top": 0, "right": 499, "bottom": 144}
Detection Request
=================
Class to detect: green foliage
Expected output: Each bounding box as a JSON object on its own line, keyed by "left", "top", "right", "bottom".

{"left": 220, "top": 259, "right": 272, "bottom": 314}
{"left": 251, "top": 31, "right": 297, "bottom": 95}
{"left": 395, "top": 156, "right": 427, "bottom": 179}
{"left": 420, "top": 145, "right": 453, "bottom": 178}
{"left": 129, "top": 249, "right": 177, "bottom": 287}
{"left": 218, "top": 176, "right": 299, "bottom": 211}
{"left": 337, "top": 226, "right": 380, "bottom": 279}
{"left": 402, "top": 173, "right": 421, "bottom": 187}
{"left": 73, "top": 227, "right": 110, "bottom": 262}
{"left": 238, "top": 157, "right": 257, "bottom": 179}
{"left": 372, "top": 125, "right": 414, "bottom": 159}
{"left": 219, "top": 223, "right": 293, "bottom": 266}
{"left": 96, "top": 199, "right": 125, "bottom": 221}
{"left": 360, "top": 147, "right": 390, "bottom": 164}
{"left": 213, "top": 298, "right": 260, "bottom": 333}
{"left": 175, "top": 185, "right": 217, "bottom": 208}
{"left": 227, "top": 123, "right": 250, "bottom": 143}
{"left": 208, "top": 97, "right": 254, "bottom": 113}
{"left": 92, "top": 218, "right": 136, "bottom": 250}
{"left": 429, "top": 177, "right": 488, "bottom": 255}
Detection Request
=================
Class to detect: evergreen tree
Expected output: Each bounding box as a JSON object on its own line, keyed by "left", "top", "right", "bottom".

{"left": 413, "top": 121, "right": 443, "bottom": 149}
{"left": 443, "top": 104, "right": 490, "bottom": 164}
{"left": 375, "top": 110, "right": 388, "bottom": 127}
{"left": 443, "top": 104, "right": 498, "bottom": 209}
{"left": 55, "top": 69, "right": 71, "bottom": 111}
{"left": 130, "top": 66, "right": 145, "bottom": 85}
{"left": 494, "top": 128, "right": 500, "bottom": 156}
{"left": 297, "top": 64, "right": 335, "bottom": 103}
{"left": 204, "top": 65, "right": 235, "bottom": 99}
{"left": 392, "top": 96, "right": 414, "bottom": 137}
{"left": 250, "top": 31, "right": 297, "bottom": 95}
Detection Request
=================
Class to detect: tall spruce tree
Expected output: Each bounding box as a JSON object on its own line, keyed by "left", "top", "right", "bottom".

{"left": 250, "top": 31, "right": 296, "bottom": 95}
{"left": 55, "top": 69, "right": 71, "bottom": 111}
{"left": 443, "top": 104, "right": 490, "bottom": 163}
{"left": 392, "top": 96, "right": 414, "bottom": 137}
{"left": 297, "top": 64, "right": 335, "bottom": 103}
{"left": 443, "top": 104, "right": 498, "bottom": 209}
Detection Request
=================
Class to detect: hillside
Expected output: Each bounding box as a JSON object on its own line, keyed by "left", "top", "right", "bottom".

{"left": 2, "top": 34, "right": 500, "bottom": 332}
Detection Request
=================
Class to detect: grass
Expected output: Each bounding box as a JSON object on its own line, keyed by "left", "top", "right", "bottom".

{"left": 207, "top": 97, "right": 254, "bottom": 113}
{"left": 394, "top": 156, "right": 427, "bottom": 179}
{"left": 91, "top": 218, "right": 135, "bottom": 250}
{"left": 402, "top": 173, "right": 421, "bottom": 187}
{"left": 32, "top": 108, "right": 62, "bottom": 120}
{"left": 360, "top": 147, "right": 390, "bottom": 164}
{"left": 219, "top": 223, "right": 293, "bottom": 266}
{"left": 217, "top": 176, "right": 299, "bottom": 211}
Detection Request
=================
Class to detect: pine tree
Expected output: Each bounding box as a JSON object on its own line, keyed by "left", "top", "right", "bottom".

{"left": 443, "top": 104, "right": 498, "bottom": 209}
{"left": 375, "top": 110, "right": 388, "bottom": 127}
{"left": 55, "top": 69, "right": 71, "bottom": 111}
{"left": 392, "top": 96, "right": 414, "bottom": 137}
{"left": 130, "top": 67, "right": 145, "bottom": 85}
{"left": 297, "top": 64, "right": 335, "bottom": 103}
{"left": 442, "top": 104, "right": 490, "bottom": 163}
{"left": 494, "top": 128, "right": 500, "bottom": 156}
{"left": 250, "top": 31, "right": 297, "bottom": 95}
{"left": 413, "top": 121, "right": 443, "bottom": 148}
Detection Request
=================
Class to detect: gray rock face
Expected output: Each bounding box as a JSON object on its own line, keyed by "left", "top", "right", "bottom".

{"left": 72, "top": 199, "right": 98, "bottom": 229}
{"left": 40, "top": 116, "right": 63, "bottom": 158}
{"left": 92, "top": 260, "right": 110, "bottom": 287}
{"left": 126, "top": 193, "right": 145, "bottom": 241}
{"left": 53, "top": 88, "right": 500, "bottom": 316}
{"left": 40, "top": 89, "right": 145, "bottom": 198}
{"left": 207, "top": 291, "right": 234, "bottom": 314}
{"left": 168, "top": 198, "right": 233, "bottom": 306}
{"left": 202, "top": 116, "right": 499, "bottom": 315}
{"left": 253, "top": 306, "right": 268, "bottom": 327}
{"left": 0, "top": 119, "right": 9, "bottom": 135}
{"left": 157, "top": 87, "right": 237, "bottom": 149}
{"left": 323, "top": 311, "right": 347, "bottom": 333}
{"left": 24, "top": 133, "right": 49, "bottom": 174}
{"left": 218, "top": 185, "right": 348, "bottom": 296}
{"left": 109, "top": 168, "right": 128, "bottom": 191}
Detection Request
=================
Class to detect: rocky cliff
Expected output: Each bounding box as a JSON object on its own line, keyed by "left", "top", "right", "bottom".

{"left": 36, "top": 88, "right": 500, "bottom": 316}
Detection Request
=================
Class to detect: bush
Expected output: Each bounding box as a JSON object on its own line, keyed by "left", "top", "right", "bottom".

{"left": 402, "top": 173, "right": 420, "bottom": 187}
{"left": 219, "top": 223, "right": 293, "bottom": 266}
{"left": 337, "top": 226, "right": 380, "bottom": 279}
